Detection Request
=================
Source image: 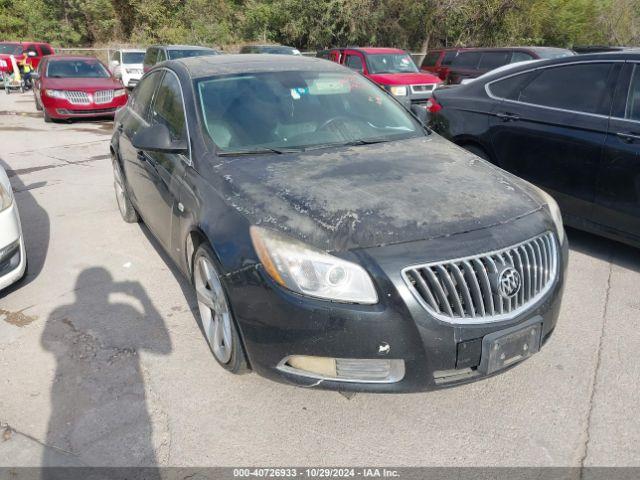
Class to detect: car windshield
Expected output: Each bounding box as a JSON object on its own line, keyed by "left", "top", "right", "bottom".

{"left": 0, "top": 43, "right": 22, "bottom": 55}
{"left": 47, "top": 59, "right": 110, "bottom": 78}
{"left": 197, "top": 70, "right": 423, "bottom": 153}
{"left": 367, "top": 54, "right": 418, "bottom": 74}
{"left": 168, "top": 49, "right": 217, "bottom": 60}
{"left": 122, "top": 52, "right": 145, "bottom": 64}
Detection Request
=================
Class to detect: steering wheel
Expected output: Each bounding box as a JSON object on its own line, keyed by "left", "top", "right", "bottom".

{"left": 316, "top": 116, "right": 351, "bottom": 132}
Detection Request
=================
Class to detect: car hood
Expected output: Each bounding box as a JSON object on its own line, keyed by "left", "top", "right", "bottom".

{"left": 43, "top": 77, "right": 122, "bottom": 91}
{"left": 368, "top": 72, "right": 442, "bottom": 86}
{"left": 211, "top": 135, "right": 543, "bottom": 252}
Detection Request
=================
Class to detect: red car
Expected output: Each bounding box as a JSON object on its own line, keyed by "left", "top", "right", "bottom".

{"left": 419, "top": 48, "right": 462, "bottom": 81}
{"left": 0, "top": 41, "right": 54, "bottom": 74}
{"left": 321, "top": 47, "right": 442, "bottom": 109}
{"left": 33, "top": 56, "right": 128, "bottom": 122}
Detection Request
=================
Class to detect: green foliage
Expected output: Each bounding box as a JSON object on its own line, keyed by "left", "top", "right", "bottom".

{"left": 0, "top": 0, "right": 638, "bottom": 49}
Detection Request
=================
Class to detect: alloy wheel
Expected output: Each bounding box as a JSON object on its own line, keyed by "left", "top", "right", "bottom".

{"left": 194, "top": 256, "right": 233, "bottom": 364}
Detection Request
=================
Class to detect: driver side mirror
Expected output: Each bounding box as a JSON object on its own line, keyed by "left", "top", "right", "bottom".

{"left": 132, "top": 123, "right": 187, "bottom": 153}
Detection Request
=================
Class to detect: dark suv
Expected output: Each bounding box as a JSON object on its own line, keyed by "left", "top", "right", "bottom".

{"left": 143, "top": 45, "right": 220, "bottom": 73}
{"left": 446, "top": 47, "right": 574, "bottom": 84}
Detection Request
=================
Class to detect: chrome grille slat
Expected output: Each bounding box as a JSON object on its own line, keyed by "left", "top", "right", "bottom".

{"left": 94, "top": 89, "right": 114, "bottom": 104}
{"left": 402, "top": 232, "right": 558, "bottom": 324}
{"left": 64, "top": 91, "right": 90, "bottom": 105}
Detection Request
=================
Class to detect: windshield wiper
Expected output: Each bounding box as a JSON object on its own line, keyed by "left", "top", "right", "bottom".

{"left": 218, "top": 147, "right": 301, "bottom": 156}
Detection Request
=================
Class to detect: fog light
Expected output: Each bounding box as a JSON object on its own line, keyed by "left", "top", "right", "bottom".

{"left": 279, "top": 355, "right": 405, "bottom": 383}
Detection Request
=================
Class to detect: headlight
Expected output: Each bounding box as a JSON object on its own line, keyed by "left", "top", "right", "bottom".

{"left": 533, "top": 186, "right": 565, "bottom": 244}
{"left": 44, "top": 89, "right": 66, "bottom": 99}
{"left": 114, "top": 89, "right": 127, "bottom": 97}
{"left": 250, "top": 226, "right": 378, "bottom": 304}
{"left": 389, "top": 86, "right": 408, "bottom": 96}
{"left": 0, "top": 181, "right": 13, "bottom": 213}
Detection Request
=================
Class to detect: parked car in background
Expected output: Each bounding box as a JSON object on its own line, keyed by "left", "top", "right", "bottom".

{"left": 420, "top": 48, "right": 462, "bottom": 80}
{"left": 428, "top": 52, "right": 640, "bottom": 248}
{"left": 143, "top": 45, "right": 220, "bottom": 73}
{"left": 445, "top": 47, "right": 574, "bottom": 84}
{"left": 0, "top": 41, "right": 54, "bottom": 75}
{"left": 109, "top": 49, "right": 145, "bottom": 88}
{"left": 0, "top": 163, "right": 27, "bottom": 292}
{"left": 573, "top": 46, "right": 634, "bottom": 54}
{"left": 32, "top": 56, "right": 128, "bottom": 122}
{"left": 239, "top": 44, "right": 301, "bottom": 55}
{"left": 111, "top": 54, "right": 567, "bottom": 392}
{"left": 323, "top": 47, "right": 442, "bottom": 109}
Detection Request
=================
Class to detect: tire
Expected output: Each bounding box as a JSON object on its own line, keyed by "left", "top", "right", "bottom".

{"left": 192, "top": 243, "right": 249, "bottom": 374}
{"left": 43, "top": 109, "right": 52, "bottom": 123}
{"left": 112, "top": 158, "right": 139, "bottom": 223}
{"left": 463, "top": 144, "right": 490, "bottom": 161}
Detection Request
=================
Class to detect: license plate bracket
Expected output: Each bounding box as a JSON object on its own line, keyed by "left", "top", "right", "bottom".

{"left": 478, "top": 317, "right": 543, "bottom": 375}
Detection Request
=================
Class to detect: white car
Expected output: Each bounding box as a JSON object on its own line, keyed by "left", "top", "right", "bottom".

{"left": 0, "top": 165, "right": 26, "bottom": 292}
{"left": 109, "top": 49, "right": 145, "bottom": 88}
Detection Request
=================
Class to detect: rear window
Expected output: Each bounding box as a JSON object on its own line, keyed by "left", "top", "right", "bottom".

{"left": 421, "top": 51, "right": 441, "bottom": 68}
{"left": 47, "top": 59, "right": 110, "bottom": 78}
{"left": 40, "top": 45, "right": 53, "bottom": 56}
{"left": 452, "top": 51, "right": 481, "bottom": 68}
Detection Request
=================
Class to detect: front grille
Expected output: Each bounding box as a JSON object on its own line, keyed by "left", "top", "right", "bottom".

{"left": 410, "top": 84, "right": 435, "bottom": 94}
{"left": 64, "top": 91, "right": 90, "bottom": 105}
{"left": 94, "top": 90, "right": 114, "bottom": 104}
{"left": 402, "top": 232, "right": 558, "bottom": 323}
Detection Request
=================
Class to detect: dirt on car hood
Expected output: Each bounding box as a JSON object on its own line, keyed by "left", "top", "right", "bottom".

{"left": 211, "top": 134, "right": 543, "bottom": 252}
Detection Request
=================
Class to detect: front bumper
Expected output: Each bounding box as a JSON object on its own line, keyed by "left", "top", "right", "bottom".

{"left": 42, "top": 93, "right": 128, "bottom": 119}
{"left": 225, "top": 211, "right": 568, "bottom": 392}
{"left": 0, "top": 203, "right": 27, "bottom": 292}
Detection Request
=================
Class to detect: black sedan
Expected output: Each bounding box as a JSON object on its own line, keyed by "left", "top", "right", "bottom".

{"left": 428, "top": 51, "right": 640, "bottom": 248}
{"left": 110, "top": 54, "right": 567, "bottom": 392}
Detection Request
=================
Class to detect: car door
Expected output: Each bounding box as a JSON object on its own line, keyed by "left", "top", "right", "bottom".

{"left": 487, "top": 61, "right": 620, "bottom": 221}
{"left": 343, "top": 50, "right": 367, "bottom": 75}
{"left": 134, "top": 70, "right": 190, "bottom": 248}
{"left": 596, "top": 62, "right": 640, "bottom": 239}
{"left": 118, "top": 70, "right": 162, "bottom": 219}
{"left": 143, "top": 48, "right": 157, "bottom": 73}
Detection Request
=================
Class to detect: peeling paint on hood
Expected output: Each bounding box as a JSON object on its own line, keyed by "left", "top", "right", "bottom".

{"left": 210, "top": 134, "right": 543, "bottom": 252}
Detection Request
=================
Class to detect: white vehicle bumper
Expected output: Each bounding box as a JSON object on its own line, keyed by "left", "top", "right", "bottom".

{"left": 0, "top": 202, "right": 27, "bottom": 292}
{"left": 122, "top": 72, "right": 143, "bottom": 88}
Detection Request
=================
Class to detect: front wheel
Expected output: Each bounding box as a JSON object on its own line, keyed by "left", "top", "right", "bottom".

{"left": 193, "top": 244, "right": 249, "bottom": 374}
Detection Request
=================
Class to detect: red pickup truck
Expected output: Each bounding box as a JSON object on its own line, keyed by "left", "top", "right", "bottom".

{"left": 321, "top": 47, "right": 442, "bottom": 109}
{"left": 0, "top": 42, "right": 55, "bottom": 74}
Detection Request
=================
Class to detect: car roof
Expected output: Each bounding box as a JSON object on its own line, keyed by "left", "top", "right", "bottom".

{"left": 119, "top": 48, "right": 145, "bottom": 53}
{"left": 172, "top": 54, "right": 345, "bottom": 79}
{"left": 45, "top": 55, "right": 101, "bottom": 61}
{"left": 0, "top": 41, "right": 50, "bottom": 46}
{"left": 345, "top": 47, "right": 406, "bottom": 55}
{"left": 153, "top": 45, "right": 216, "bottom": 51}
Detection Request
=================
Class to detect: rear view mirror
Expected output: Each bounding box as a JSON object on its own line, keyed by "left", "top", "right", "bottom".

{"left": 132, "top": 123, "right": 187, "bottom": 153}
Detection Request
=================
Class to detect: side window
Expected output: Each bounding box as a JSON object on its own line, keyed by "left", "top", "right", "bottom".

{"left": 150, "top": 72, "right": 186, "bottom": 144}
{"left": 488, "top": 71, "right": 536, "bottom": 100}
{"left": 442, "top": 51, "right": 458, "bottom": 66}
{"left": 626, "top": 65, "right": 640, "bottom": 121}
{"left": 519, "top": 63, "right": 614, "bottom": 115}
{"left": 421, "top": 51, "right": 441, "bottom": 68}
{"left": 345, "top": 54, "right": 364, "bottom": 72}
{"left": 157, "top": 49, "right": 167, "bottom": 62}
{"left": 131, "top": 71, "right": 161, "bottom": 119}
{"left": 478, "top": 51, "right": 511, "bottom": 70}
{"left": 40, "top": 45, "right": 53, "bottom": 56}
{"left": 511, "top": 51, "right": 534, "bottom": 63}
{"left": 452, "top": 51, "right": 481, "bottom": 68}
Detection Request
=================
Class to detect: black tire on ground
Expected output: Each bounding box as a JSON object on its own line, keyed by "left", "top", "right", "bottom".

{"left": 43, "top": 110, "right": 52, "bottom": 123}
{"left": 192, "top": 243, "right": 250, "bottom": 374}
{"left": 463, "top": 144, "right": 490, "bottom": 161}
{"left": 112, "top": 158, "right": 139, "bottom": 223}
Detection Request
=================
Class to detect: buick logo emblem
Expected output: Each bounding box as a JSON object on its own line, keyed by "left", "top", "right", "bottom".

{"left": 496, "top": 266, "right": 521, "bottom": 299}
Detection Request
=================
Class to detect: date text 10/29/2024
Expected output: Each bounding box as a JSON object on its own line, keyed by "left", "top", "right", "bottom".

{"left": 233, "top": 468, "right": 400, "bottom": 478}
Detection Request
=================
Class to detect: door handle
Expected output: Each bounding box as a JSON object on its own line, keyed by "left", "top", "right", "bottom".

{"left": 496, "top": 112, "right": 520, "bottom": 122}
{"left": 616, "top": 132, "right": 640, "bottom": 143}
